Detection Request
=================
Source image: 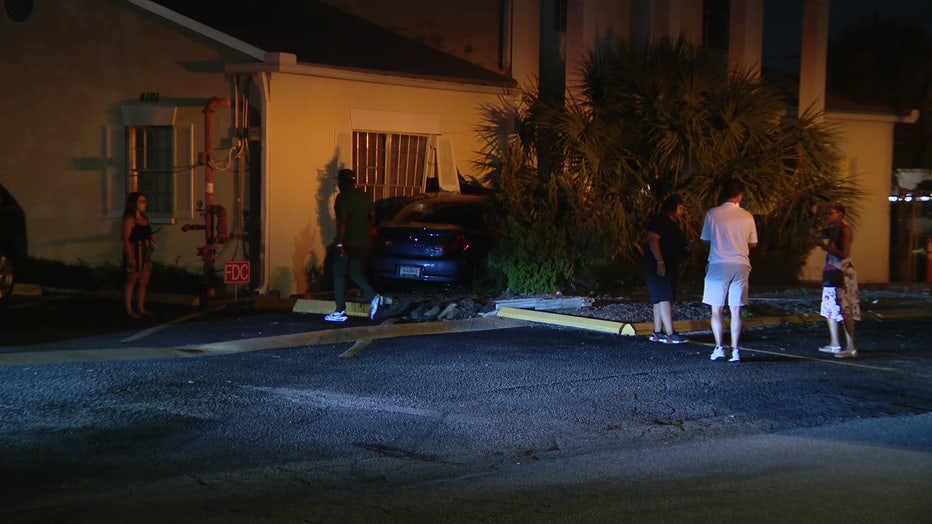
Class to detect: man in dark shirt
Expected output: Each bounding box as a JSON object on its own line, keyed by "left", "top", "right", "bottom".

{"left": 643, "top": 193, "right": 691, "bottom": 344}
{"left": 325, "top": 169, "right": 381, "bottom": 322}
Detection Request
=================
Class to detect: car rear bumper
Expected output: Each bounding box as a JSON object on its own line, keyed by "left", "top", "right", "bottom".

{"left": 371, "top": 256, "right": 474, "bottom": 283}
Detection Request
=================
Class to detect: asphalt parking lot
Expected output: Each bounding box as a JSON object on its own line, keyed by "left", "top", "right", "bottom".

{"left": 2, "top": 285, "right": 932, "bottom": 522}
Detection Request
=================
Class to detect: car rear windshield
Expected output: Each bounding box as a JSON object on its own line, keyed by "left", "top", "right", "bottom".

{"left": 395, "top": 201, "right": 486, "bottom": 228}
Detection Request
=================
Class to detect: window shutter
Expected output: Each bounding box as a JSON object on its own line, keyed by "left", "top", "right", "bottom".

{"left": 436, "top": 136, "right": 459, "bottom": 192}
{"left": 105, "top": 125, "right": 126, "bottom": 217}
{"left": 174, "top": 124, "right": 195, "bottom": 219}
{"left": 336, "top": 131, "right": 353, "bottom": 171}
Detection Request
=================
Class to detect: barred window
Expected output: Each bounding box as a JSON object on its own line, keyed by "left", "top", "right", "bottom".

{"left": 352, "top": 131, "right": 430, "bottom": 200}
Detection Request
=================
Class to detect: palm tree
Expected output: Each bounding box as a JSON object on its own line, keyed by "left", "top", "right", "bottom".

{"left": 476, "top": 36, "right": 859, "bottom": 293}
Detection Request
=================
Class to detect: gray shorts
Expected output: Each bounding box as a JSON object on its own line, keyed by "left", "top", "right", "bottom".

{"left": 702, "top": 263, "right": 750, "bottom": 307}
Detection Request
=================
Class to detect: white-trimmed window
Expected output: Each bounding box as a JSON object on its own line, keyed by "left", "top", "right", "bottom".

{"left": 111, "top": 103, "right": 193, "bottom": 221}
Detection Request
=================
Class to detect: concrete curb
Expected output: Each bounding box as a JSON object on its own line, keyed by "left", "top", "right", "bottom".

{"left": 490, "top": 305, "right": 932, "bottom": 337}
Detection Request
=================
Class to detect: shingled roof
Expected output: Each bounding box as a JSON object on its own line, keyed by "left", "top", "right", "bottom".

{"left": 145, "top": 0, "right": 516, "bottom": 87}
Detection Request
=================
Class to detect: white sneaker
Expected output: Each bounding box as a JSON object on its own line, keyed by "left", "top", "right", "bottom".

{"left": 728, "top": 348, "right": 741, "bottom": 362}
{"left": 324, "top": 310, "right": 347, "bottom": 322}
{"left": 818, "top": 345, "right": 842, "bottom": 354}
{"left": 710, "top": 346, "right": 726, "bottom": 361}
{"left": 369, "top": 295, "right": 382, "bottom": 320}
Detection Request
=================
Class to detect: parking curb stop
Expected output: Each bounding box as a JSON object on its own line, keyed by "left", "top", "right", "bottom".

{"left": 497, "top": 306, "right": 634, "bottom": 335}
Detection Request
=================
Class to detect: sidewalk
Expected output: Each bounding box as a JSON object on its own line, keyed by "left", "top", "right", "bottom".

{"left": 131, "top": 280, "right": 932, "bottom": 335}
{"left": 3, "top": 282, "right": 931, "bottom": 367}
{"left": 11, "top": 281, "right": 932, "bottom": 341}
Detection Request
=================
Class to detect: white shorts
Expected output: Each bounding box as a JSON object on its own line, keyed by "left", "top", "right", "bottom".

{"left": 820, "top": 287, "right": 844, "bottom": 322}
{"left": 702, "top": 263, "right": 750, "bottom": 307}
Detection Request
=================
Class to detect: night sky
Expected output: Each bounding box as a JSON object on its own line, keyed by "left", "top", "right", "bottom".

{"left": 763, "top": 0, "right": 932, "bottom": 71}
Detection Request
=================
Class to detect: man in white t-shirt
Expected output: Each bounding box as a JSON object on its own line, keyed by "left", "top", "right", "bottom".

{"left": 700, "top": 180, "right": 758, "bottom": 362}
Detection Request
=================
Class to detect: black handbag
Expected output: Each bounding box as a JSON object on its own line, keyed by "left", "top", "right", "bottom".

{"left": 822, "top": 268, "right": 844, "bottom": 287}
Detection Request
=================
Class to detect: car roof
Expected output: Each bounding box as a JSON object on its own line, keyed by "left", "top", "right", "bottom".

{"left": 390, "top": 192, "right": 489, "bottom": 224}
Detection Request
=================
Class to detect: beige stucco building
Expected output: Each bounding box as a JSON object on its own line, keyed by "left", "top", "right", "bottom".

{"left": 0, "top": 0, "right": 915, "bottom": 299}
{"left": 0, "top": 0, "right": 517, "bottom": 298}
{"left": 230, "top": 55, "right": 513, "bottom": 294}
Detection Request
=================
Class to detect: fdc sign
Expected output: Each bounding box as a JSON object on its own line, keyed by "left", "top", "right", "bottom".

{"left": 224, "top": 260, "right": 250, "bottom": 284}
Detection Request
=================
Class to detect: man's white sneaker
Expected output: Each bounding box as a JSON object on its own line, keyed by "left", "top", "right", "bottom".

{"left": 369, "top": 295, "right": 382, "bottom": 320}
{"left": 710, "top": 346, "right": 726, "bottom": 361}
{"left": 818, "top": 345, "right": 842, "bottom": 354}
{"left": 728, "top": 348, "right": 741, "bottom": 362}
{"left": 324, "top": 310, "right": 348, "bottom": 322}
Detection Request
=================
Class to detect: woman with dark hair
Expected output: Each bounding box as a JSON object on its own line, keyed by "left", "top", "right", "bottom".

{"left": 810, "top": 201, "right": 860, "bottom": 358}
{"left": 643, "top": 194, "right": 692, "bottom": 344}
{"left": 122, "top": 192, "right": 155, "bottom": 318}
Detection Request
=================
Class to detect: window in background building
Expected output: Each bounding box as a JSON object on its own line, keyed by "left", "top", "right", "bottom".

{"left": 353, "top": 131, "right": 430, "bottom": 200}
{"left": 703, "top": 0, "right": 730, "bottom": 54}
{"left": 554, "top": 0, "right": 567, "bottom": 32}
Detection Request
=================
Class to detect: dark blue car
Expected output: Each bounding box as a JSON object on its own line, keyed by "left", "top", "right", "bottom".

{"left": 370, "top": 193, "right": 491, "bottom": 284}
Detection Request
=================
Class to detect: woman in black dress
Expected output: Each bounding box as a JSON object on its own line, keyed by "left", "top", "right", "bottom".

{"left": 122, "top": 192, "right": 155, "bottom": 318}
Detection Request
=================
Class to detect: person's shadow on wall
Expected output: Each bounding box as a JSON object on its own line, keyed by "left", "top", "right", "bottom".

{"left": 309, "top": 154, "right": 342, "bottom": 297}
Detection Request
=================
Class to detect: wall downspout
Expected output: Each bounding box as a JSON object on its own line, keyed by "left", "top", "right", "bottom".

{"left": 254, "top": 70, "right": 272, "bottom": 295}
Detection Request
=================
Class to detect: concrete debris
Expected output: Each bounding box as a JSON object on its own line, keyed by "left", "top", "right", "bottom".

{"left": 437, "top": 303, "right": 459, "bottom": 321}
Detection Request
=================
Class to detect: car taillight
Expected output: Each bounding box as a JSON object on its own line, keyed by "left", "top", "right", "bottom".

{"left": 443, "top": 233, "right": 471, "bottom": 254}
{"left": 370, "top": 228, "right": 393, "bottom": 248}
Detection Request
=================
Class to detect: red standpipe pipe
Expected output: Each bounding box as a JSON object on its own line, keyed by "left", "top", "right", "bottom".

{"left": 202, "top": 97, "right": 232, "bottom": 294}
{"left": 204, "top": 97, "right": 232, "bottom": 253}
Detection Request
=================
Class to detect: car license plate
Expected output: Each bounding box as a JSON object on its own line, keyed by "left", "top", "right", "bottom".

{"left": 398, "top": 265, "right": 422, "bottom": 278}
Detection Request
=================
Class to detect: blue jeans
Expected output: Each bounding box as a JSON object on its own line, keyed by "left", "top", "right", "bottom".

{"left": 332, "top": 244, "right": 376, "bottom": 311}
